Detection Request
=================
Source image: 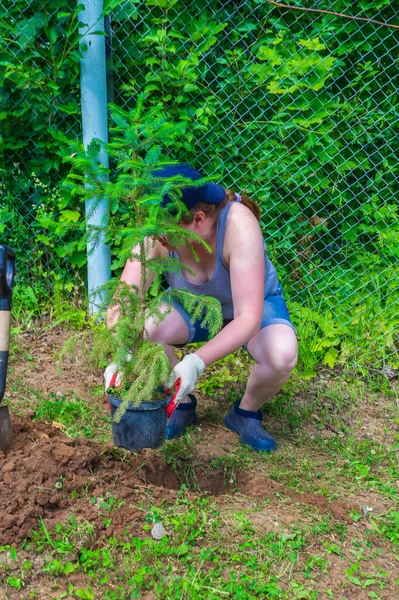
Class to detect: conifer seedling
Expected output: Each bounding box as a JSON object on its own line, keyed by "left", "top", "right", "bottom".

{"left": 63, "top": 96, "right": 223, "bottom": 421}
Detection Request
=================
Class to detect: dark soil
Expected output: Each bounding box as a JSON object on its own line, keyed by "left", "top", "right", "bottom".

{"left": 0, "top": 415, "right": 359, "bottom": 547}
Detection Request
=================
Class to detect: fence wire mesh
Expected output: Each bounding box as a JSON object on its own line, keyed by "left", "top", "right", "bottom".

{"left": 1, "top": 0, "right": 398, "bottom": 372}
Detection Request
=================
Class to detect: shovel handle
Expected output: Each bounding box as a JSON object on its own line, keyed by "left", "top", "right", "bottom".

{"left": 0, "top": 246, "right": 16, "bottom": 311}
{"left": 0, "top": 246, "right": 14, "bottom": 402}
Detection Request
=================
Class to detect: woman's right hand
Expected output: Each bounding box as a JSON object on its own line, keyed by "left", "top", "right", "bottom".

{"left": 166, "top": 354, "right": 206, "bottom": 403}
{"left": 104, "top": 363, "right": 124, "bottom": 391}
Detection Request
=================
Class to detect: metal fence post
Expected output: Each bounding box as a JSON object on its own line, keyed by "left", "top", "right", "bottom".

{"left": 79, "top": 0, "right": 111, "bottom": 315}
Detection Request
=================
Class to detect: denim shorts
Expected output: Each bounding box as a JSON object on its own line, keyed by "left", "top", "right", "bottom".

{"left": 171, "top": 283, "right": 295, "bottom": 350}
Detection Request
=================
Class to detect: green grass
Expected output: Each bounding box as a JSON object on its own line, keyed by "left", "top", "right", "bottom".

{"left": 6, "top": 383, "right": 112, "bottom": 442}
{"left": 1, "top": 491, "right": 397, "bottom": 599}
{"left": 4, "top": 329, "right": 399, "bottom": 598}
{"left": 31, "top": 392, "right": 112, "bottom": 440}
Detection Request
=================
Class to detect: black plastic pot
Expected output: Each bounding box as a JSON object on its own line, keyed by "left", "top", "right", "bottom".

{"left": 107, "top": 394, "right": 170, "bottom": 451}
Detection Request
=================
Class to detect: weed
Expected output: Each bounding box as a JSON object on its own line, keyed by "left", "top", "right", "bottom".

{"left": 11, "top": 284, "right": 42, "bottom": 327}
{"left": 32, "top": 392, "right": 111, "bottom": 440}
{"left": 344, "top": 561, "right": 388, "bottom": 590}
{"left": 196, "top": 350, "right": 251, "bottom": 402}
{"left": 304, "top": 554, "right": 330, "bottom": 576}
{"left": 160, "top": 432, "right": 196, "bottom": 487}
{"left": 26, "top": 515, "right": 94, "bottom": 555}
{"left": 6, "top": 576, "right": 23, "bottom": 590}
{"left": 52, "top": 288, "right": 91, "bottom": 331}
{"left": 323, "top": 541, "right": 342, "bottom": 556}
{"left": 372, "top": 511, "right": 399, "bottom": 546}
{"left": 208, "top": 447, "right": 254, "bottom": 488}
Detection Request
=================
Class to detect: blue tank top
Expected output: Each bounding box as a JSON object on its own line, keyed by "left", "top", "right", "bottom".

{"left": 166, "top": 202, "right": 278, "bottom": 320}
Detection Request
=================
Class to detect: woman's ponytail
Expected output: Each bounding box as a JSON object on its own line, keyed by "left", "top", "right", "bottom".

{"left": 222, "top": 189, "right": 261, "bottom": 222}
{"left": 181, "top": 187, "right": 261, "bottom": 224}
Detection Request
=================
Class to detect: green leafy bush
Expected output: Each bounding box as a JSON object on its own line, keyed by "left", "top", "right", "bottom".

{"left": 1, "top": 0, "right": 397, "bottom": 371}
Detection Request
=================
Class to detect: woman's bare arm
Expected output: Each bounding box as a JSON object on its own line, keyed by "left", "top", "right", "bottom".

{"left": 194, "top": 203, "right": 265, "bottom": 366}
{"left": 106, "top": 239, "right": 167, "bottom": 327}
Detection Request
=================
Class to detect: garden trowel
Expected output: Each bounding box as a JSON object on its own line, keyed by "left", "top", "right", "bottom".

{"left": 0, "top": 245, "right": 15, "bottom": 452}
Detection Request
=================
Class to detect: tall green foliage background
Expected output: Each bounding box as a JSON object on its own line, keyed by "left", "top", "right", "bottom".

{"left": 0, "top": 0, "right": 398, "bottom": 371}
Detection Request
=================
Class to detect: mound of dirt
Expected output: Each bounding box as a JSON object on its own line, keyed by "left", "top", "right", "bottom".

{"left": 0, "top": 416, "right": 233, "bottom": 546}
{"left": 0, "top": 416, "right": 358, "bottom": 546}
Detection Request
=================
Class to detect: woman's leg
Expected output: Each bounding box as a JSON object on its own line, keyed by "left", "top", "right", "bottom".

{"left": 239, "top": 324, "right": 298, "bottom": 412}
{"left": 145, "top": 303, "right": 193, "bottom": 403}
{"left": 145, "top": 305, "right": 198, "bottom": 438}
{"left": 144, "top": 303, "right": 190, "bottom": 367}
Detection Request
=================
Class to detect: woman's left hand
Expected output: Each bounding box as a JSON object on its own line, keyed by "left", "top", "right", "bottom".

{"left": 166, "top": 354, "right": 206, "bottom": 403}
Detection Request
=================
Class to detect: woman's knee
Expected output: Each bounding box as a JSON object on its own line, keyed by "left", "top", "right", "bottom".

{"left": 144, "top": 321, "right": 163, "bottom": 343}
{"left": 144, "top": 320, "right": 173, "bottom": 345}
{"left": 265, "top": 344, "right": 297, "bottom": 375}
{"left": 144, "top": 308, "right": 189, "bottom": 346}
{"left": 255, "top": 331, "right": 298, "bottom": 376}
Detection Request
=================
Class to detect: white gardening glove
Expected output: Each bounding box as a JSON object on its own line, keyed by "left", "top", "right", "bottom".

{"left": 104, "top": 363, "right": 123, "bottom": 391}
{"left": 104, "top": 353, "right": 132, "bottom": 391}
{"left": 166, "top": 354, "right": 206, "bottom": 404}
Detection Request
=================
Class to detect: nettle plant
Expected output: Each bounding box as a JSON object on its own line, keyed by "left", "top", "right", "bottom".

{"left": 64, "top": 96, "right": 222, "bottom": 419}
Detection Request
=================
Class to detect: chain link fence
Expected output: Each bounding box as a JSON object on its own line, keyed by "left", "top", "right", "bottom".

{"left": 0, "top": 0, "right": 82, "bottom": 293}
{"left": 1, "top": 0, "right": 398, "bottom": 372}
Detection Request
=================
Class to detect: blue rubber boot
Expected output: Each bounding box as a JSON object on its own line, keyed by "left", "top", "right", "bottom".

{"left": 165, "top": 394, "right": 198, "bottom": 440}
{"left": 224, "top": 399, "right": 277, "bottom": 452}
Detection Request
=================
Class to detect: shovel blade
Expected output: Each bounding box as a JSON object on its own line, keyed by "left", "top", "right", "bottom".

{"left": 0, "top": 404, "right": 13, "bottom": 452}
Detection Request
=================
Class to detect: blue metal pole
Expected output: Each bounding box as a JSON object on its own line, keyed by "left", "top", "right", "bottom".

{"left": 79, "top": 0, "right": 111, "bottom": 315}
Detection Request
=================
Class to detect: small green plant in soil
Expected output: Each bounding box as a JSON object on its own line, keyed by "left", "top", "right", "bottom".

{"left": 33, "top": 392, "right": 111, "bottom": 439}
{"left": 62, "top": 96, "right": 222, "bottom": 419}
{"left": 372, "top": 511, "right": 399, "bottom": 547}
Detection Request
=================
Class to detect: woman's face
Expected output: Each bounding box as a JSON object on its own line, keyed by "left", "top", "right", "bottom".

{"left": 157, "top": 235, "right": 177, "bottom": 251}
{"left": 157, "top": 221, "right": 196, "bottom": 251}
{"left": 157, "top": 211, "right": 213, "bottom": 250}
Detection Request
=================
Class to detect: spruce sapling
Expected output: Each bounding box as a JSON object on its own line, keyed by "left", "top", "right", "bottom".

{"left": 63, "top": 97, "right": 223, "bottom": 421}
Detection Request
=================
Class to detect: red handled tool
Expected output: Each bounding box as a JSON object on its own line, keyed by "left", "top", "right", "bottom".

{"left": 165, "top": 377, "right": 181, "bottom": 418}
